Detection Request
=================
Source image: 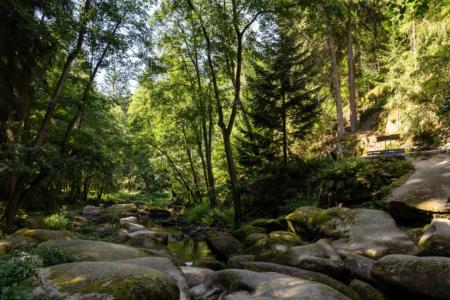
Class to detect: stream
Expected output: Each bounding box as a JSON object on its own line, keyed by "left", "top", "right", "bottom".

{"left": 146, "top": 222, "right": 213, "bottom": 265}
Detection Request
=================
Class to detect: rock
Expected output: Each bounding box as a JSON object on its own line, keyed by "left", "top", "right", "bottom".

{"left": 106, "top": 203, "right": 137, "bottom": 218}
{"left": 371, "top": 254, "right": 450, "bottom": 299}
{"left": 245, "top": 231, "right": 305, "bottom": 259}
{"left": 233, "top": 225, "right": 267, "bottom": 241}
{"left": 244, "top": 233, "right": 268, "bottom": 246}
{"left": 125, "top": 232, "right": 179, "bottom": 263}
{"left": 227, "top": 255, "right": 255, "bottom": 268}
{"left": 330, "top": 209, "right": 416, "bottom": 259}
{"left": 122, "top": 221, "right": 146, "bottom": 233}
{"left": 282, "top": 240, "right": 348, "bottom": 280}
{"left": 193, "top": 256, "right": 226, "bottom": 270}
{"left": 115, "top": 257, "right": 189, "bottom": 300}
{"left": 0, "top": 234, "right": 34, "bottom": 254}
{"left": 127, "top": 230, "right": 169, "bottom": 245}
{"left": 117, "top": 228, "right": 129, "bottom": 242}
{"left": 349, "top": 279, "right": 385, "bottom": 300}
{"left": 35, "top": 261, "right": 179, "bottom": 300}
{"left": 40, "top": 239, "right": 148, "bottom": 261}
{"left": 205, "top": 230, "right": 243, "bottom": 261}
{"left": 241, "top": 262, "right": 361, "bottom": 300}
{"left": 190, "top": 269, "right": 350, "bottom": 300}
{"left": 337, "top": 249, "right": 374, "bottom": 282}
{"left": 285, "top": 206, "right": 323, "bottom": 239}
{"left": 417, "top": 218, "right": 450, "bottom": 256}
{"left": 181, "top": 266, "right": 214, "bottom": 288}
{"left": 95, "top": 223, "right": 114, "bottom": 237}
{"left": 249, "top": 217, "right": 287, "bottom": 232}
{"left": 148, "top": 207, "right": 172, "bottom": 218}
{"left": 119, "top": 216, "right": 138, "bottom": 225}
{"left": 13, "top": 228, "right": 73, "bottom": 242}
{"left": 82, "top": 205, "right": 105, "bottom": 216}
{"left": 161, "top": 217, "right": 178, "bottom": 227}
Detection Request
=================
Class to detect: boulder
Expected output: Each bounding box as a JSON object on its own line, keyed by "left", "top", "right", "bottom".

{"left": 285, "top": 206, "right": 323, "bottom": 239}
{"left": 371, "top": 254, "right": 450, "bottom": 299}
{"left": 12, "top": 228, "right": 73, "bottom": 243}
{"left": 244, "top": 233, "right": 268, "bottom": 246}
{"left": 227, "top": 255, "right": 256, "bottom": 268}
{"left": 0, "top": 234, "right": 34, "bottom": 254}
{"left": 95, "top": 223, "right": 114, "bottom": 237}
{"left": 193, "top": 256, "right": 226, "bottom": 270}
{"left": 417, "top": 218, "right": 450, "bottom": 256}
{"left": 282, "top": 240, "right": 348, "bottom": 280}
{"left": 106, "top": 203, "right": 137, "bottom": 218}
{"left": 337, "top": 249, "right": 374, "bottom": 282}
{"left": 82, "top": 205, "right": 105, "bottom": 216}
{"left": 127, "top": 230, "right": 169, "bottom": 245}
{"left": 245, "top": 231, "right": 305, "bottom": 259}
{"left": 181, "top": 266, "right": 214, "bottom": 288}
{"left": 115, "top": 257, "right": 189, "bottom": 300}
{"left": 122, "top": 221, "right": 146, "bottom": 233}
{"left": 119, "top": 216, "right": 138, "bottom": 225}
{"left": 330, "top": 209, "right": 416, "bottom": 259}
{"left": 190, "top": 269, "right": 350, "bottom": 300}
{"left": 205, "top": 230, "right": 243, "bottom": 261}
{"left": 241, "top": 262, "right": 361, "bottom": 300}
{"left": 40, "top": 239, "right": 148, "bottom": 261}
{"left": 349, "top": 279, "right": 385, "bottom": 300}
{"left": 249, "top": 217, "right": 287, "bottom": 232}
{"left": 233, "top": 225, "right": 267, "bottom": 242}
{"left": 35, "top": 261, "right": 179, "bottom": 300}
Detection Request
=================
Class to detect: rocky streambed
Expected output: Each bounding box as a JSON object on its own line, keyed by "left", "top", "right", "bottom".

{"left": 1, "top": 202, "right": 449, "bottom": 299}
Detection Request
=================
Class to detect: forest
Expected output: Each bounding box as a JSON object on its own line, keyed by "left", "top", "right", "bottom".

{"left": 0, "top": 0, "right": 449, "bottom": 299}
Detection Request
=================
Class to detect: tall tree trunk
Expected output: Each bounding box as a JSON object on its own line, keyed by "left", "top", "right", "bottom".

{"left": 282, "top": 93, "right": 288, "bottom": 165}
{"left": 327, "top": 25, "right": 346, "bottom": 140}
{"left": 347, "top": 12, "right": 358, "bottom": 132}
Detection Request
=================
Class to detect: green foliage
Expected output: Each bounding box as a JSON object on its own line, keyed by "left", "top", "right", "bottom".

{"left": 309, "top": 157, "right": 414, "bottom": 207}
{"left": 30, "top": 244, "right": 76, "bottom": 267}
{"left": 43, "top": 207, "right": 69, "bottom": 230}
{"left": 0, "top": 252, "right": 39, "bottom": 299}
{"left": 186, "top": 203, "right": 234, "bottom": 228}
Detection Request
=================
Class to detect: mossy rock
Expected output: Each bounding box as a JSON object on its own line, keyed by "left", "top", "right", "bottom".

{"left": 285, "top": 206, "right": 323, "bottom": 239}
{"left": 249, "top": 217, "right": 287, "bottom": 232}
{"left": 40, "top": 239, "right": 149, "bottom": 261}
{"left": 13, "top": 228, "right": 73, "bottom": 243}
{"left": 316, "top": 207, "right": 356, "bottom": 238}
{"left": 416, "top": 218, "right": 450, "bottom": 256}
{"left": 244, "top": 233, "right": 268, "bottom": 246}
{"left": 0, "top": 234, "right": 34, "bottom": 254}
{"left": 233, "top": 225, "right": 267, "bottom": 241}
{"left": 35, "top": 261, "right": 179, "bottom": 300}
{"left": 205, "top": 230, "right": 243, "bottom": 261}
{"left": 244, "top": 231, "right": 305, "bottom": 260}
{"left": 106, "top": 203, "right": 137, "bottom": 219}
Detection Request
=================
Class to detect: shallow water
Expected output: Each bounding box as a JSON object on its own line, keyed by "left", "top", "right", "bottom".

{"left": 147, "top": 223, "right": 212, "bottom": 265}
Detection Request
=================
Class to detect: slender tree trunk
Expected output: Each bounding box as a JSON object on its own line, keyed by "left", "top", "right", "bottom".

{"left": 327, "top": 25, "right": 346, "bottom": 139}
{"left": 282, "top": 93, "right": 288, "bottom": 165}
{"left": 182, "top": 124, "right": 202, "bottom": 201}
{"left": 347, "top": 13, "right": 358, "bottom": 132}
{"left": 0, "top": 0, "right": 91, "bottom": 230}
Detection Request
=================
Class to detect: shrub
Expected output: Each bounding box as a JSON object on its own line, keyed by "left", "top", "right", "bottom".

{"left": 186, "top": 203, "right": 210, "bottom": 223}
{"left": 186, "top": 203, "right": 234, "bottom": 228}
{"left": 31, "top": 244, "right": 76, "bottom": 267}
{"left": 43, "top": 206, "right": 70, "bottom": 230}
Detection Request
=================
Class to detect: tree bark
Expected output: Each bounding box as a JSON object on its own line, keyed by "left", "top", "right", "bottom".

{"left": 327, "top": 25, "right": 346, "bottom": 140}
{"left": 282, "top": 93, "right": 288, "bottom": 165}
{"left": 347, "top": 12, "right": 358, "bottom": 132}
{"left": 182, "top": 124, "right": 202, "bottom": 201}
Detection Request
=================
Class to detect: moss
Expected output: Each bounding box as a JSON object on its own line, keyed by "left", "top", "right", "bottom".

{"left": 233, "top": 226, "right": 267, "bottom": 241}
{"left": 48, "top": 267, "right": 179, "bottom": 300}
{"left": 285, "top": 206, "right": 323, "bottom": 239}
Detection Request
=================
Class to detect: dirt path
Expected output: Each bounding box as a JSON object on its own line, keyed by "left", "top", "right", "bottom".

{"left": 386, "top": 153, "right": 450, "bottom": 213}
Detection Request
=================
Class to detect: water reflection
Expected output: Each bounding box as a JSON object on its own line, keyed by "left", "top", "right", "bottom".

{"left": 147, "top": 223, "right": 212, "bottom": 264}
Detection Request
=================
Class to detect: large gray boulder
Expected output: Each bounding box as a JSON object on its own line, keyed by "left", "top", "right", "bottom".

{"left": 127, "top": 229, "right": 169, "bottom": 245}
{"left": 240, "top": 261, "right": 361, "bottom": 300}
{"left": 330, "top": 209, "right": 416, "bottom": 259}
{"left": 349, "top": 279, "right": 385, "bottom": 300}
{"left": 40, "top": 239, "right": 148, "bottom": 261}
{"left": 34, "top": 261, "right": 179, "bottom": 300}
{"left": 282, "top": 240, "right": 348, "bottom": 280}
{"left": 190, "top": 269, "right": 350, "bottom": 300}
{"left": 205, "top": 230, "right": 243, "bottom": 260}
{"left": 106, "top": 203, "right": 137, "bottom": 218}
{"left": 116, "top": 257, "right": 189, "bottom": 300}
{"left": 417, "top": 218, "right": 450, "bottom": 256}
{"left": 181, "top": 266, "right": 214, "bottom": 288}
{"left": 337, "top": 249, "right": 374, "bottom": 282}
{"left": 371, "top": 254, "right": 450, "bottom": 299}
{"left": 82, "top": 205, "right": 105, "bottom": 216}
